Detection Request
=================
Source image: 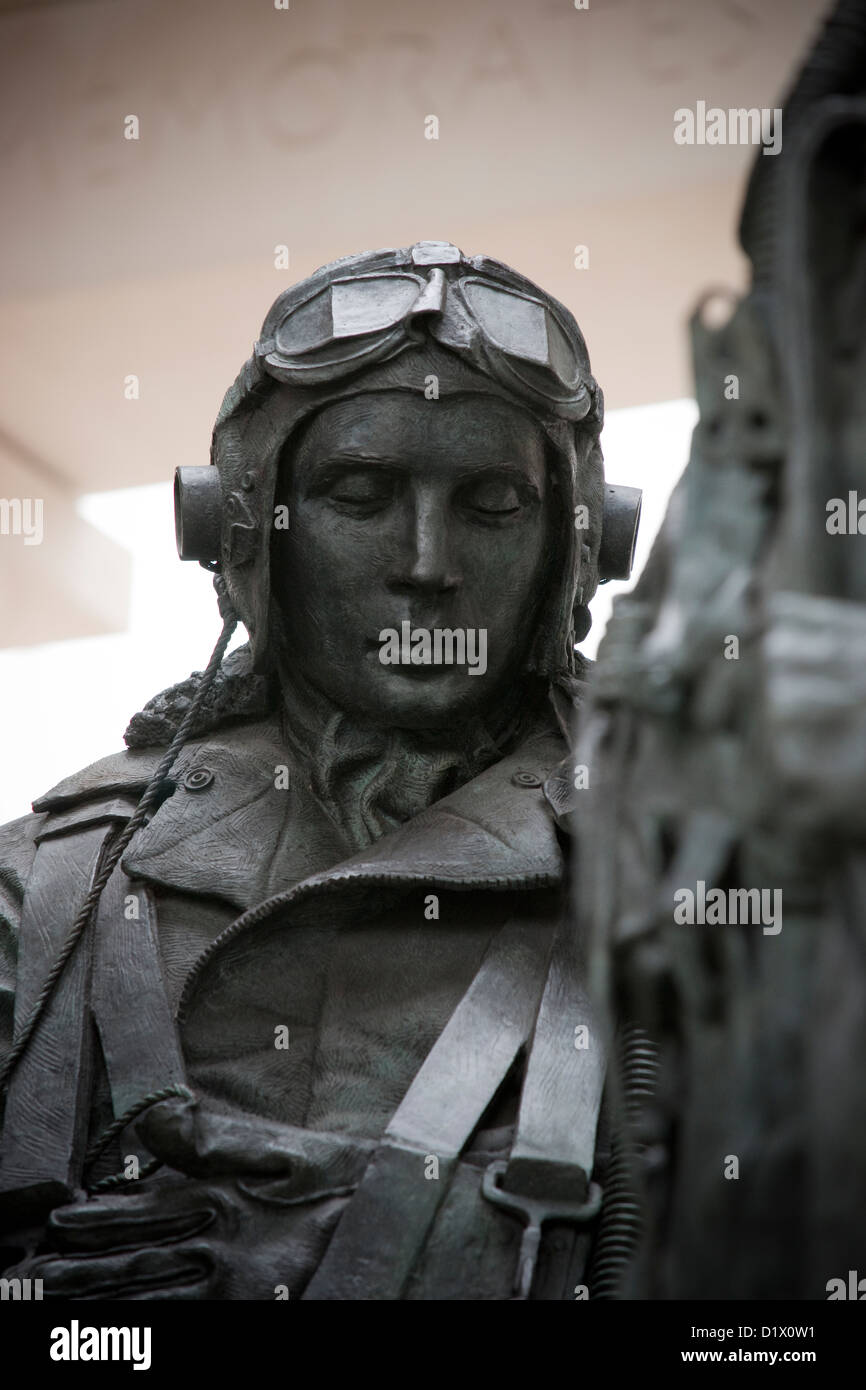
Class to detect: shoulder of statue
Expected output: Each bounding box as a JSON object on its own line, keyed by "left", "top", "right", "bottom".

{"left": 25, "top": 644, "right": 280, "bottom": 824}
{"left": 31, "top": 743, "right": 164, "bottom": 815}
{"left": 31, "top": 710, "right": 284, "bottom": 820}
{"left": 123, "top": 642, "right": 277, "bottom": 750}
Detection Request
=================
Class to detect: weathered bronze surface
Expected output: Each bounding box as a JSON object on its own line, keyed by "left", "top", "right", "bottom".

{"left": 0, "top": 244, "right": 634, "bottom": 1299}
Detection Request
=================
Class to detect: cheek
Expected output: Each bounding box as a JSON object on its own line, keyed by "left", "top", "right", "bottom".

{"left": 483, "top": 525, "right": 553, "bottom": 660}
{"left": 274, "top": 508, "right": 386, "bottom": 629}
{"left": 282, "top": 504, "right": 364, "bottom": 570}
{"left": 466, "top": 517, "right": 549, "bottom": 605}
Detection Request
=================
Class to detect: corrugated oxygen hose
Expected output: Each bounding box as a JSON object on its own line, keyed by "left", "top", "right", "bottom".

{"left": 587, "top": 1023, "right": 659, "bottom": 1300}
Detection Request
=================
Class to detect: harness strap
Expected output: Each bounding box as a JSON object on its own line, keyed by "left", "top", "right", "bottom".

{"left": 303, "top": 908, "right": 557, "bottom": 1300}
{"left": 90, "top": 863, "right": 187, "bottom": 1127}
{"left": 481, "top": 913, "right": 607, "bottom": 1298}
{"left": 0, "top": 811, "right": 188, "bottom": 1229}
{"left": 505, "top": 914, "right": 605, "bottom": 1201}
{"left": 0, "top": 821, "right": 113, "bottom": 1226}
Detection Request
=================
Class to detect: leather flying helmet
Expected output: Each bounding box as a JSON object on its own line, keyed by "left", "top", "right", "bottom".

{"left": 175, "top": 242, "right": 641, "bottom": 674}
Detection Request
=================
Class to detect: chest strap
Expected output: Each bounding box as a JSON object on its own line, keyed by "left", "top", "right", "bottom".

{"left": 303, "top": 908, "right": 557, "bottom": 1300}
{"left": 506, "top": 909, "right": 605, "bottom": 1197}
{"left": 91, "top": 861, "right": 187, "bottom": 1128}
{"left": 0, "top": 817, "right": 116, "bottom": 1226}
{"left": 0, "top": 807, "right": 187, "bottom": 1228}
{"left": 482, "top": 914, "right": 606, "bottom": 1297}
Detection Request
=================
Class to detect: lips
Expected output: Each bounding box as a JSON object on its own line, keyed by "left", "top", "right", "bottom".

{"left": 363, "top": 641, "right": 455, "bottom": 678}
{"left": 365, "top": 618, "right": 455, "bottom": 641}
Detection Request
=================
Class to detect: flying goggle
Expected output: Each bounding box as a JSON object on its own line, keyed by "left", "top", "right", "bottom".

{"left": 176, "top": 243, "right": 641, "bottom": 582}
{"left": 255, "top": 249, "right": 598, "bottom": 424}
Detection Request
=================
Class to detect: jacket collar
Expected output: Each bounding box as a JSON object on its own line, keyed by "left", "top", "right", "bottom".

{"left": 35, "top": 717, "right": 566, "bottom": 912}
{"left": 133, "top": 719, "right": 565, "bottom": 910}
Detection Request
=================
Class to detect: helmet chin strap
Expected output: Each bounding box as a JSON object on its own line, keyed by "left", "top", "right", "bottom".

{"left": 0, "top": 574, "right": 240, "bottom": 1099}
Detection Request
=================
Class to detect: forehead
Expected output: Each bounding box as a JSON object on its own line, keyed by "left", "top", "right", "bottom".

{"left": 294, "top": 391, "right": 548, "bottom": 465}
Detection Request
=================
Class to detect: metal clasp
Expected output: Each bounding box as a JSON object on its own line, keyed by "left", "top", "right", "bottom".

{"left": 482, "top": 1160, "right": 602, "bottom": 1300}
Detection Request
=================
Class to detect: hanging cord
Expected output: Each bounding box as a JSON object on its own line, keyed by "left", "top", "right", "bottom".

{"left": 0, "top": 575, "right": 239, "bottom": 1098}
{"left": 84, "top": 1082, "right": 194, "bottom": 1194}
{"left": 88, "top": 1157, "right": 162, "bottom": 1195}
{"left": 587, "top": 1023, "right": 659, "bottom": 1299}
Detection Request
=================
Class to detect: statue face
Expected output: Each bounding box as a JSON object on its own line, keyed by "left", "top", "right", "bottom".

{"left": 272, "top": 390, "right": 554, "bottom": 730}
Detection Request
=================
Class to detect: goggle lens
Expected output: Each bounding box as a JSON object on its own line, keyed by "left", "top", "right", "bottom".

{"left": 275, "top": 275, "right": 423, "bottom": 358}
{"left": 462, "top": 279, "right": 581, "bottom": 388}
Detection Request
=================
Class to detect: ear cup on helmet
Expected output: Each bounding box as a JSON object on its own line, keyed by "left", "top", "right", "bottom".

{"left": 174, "top": 467, "right": 222, "bottom": 564}
{"left": 598, "top": 484, "right": 642, "bottom": 582}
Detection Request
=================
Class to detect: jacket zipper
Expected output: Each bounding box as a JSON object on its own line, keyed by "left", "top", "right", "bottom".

{"left": 177, "top": 865, "right": 561, "bottom": 1024}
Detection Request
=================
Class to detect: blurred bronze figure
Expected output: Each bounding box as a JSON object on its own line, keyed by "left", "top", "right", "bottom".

{"left": 578, "top": 0, "right": 866, "bottom": 1299}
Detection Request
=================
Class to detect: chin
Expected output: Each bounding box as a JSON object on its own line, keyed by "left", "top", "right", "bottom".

{"left": 357, "top": 677, "right": 492, "bottom": 733}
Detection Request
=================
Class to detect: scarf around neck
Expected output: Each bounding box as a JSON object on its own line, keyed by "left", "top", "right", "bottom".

{"left": 276, "top": 662, "right": 555, "bottom": 849}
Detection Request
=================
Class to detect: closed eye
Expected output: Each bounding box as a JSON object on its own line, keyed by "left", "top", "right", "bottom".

{"left": 458, "top": 475, "right": 537, "bottom": 521}
{"left": 330, "top": 481, "right": 393, "bottom": 504}
{"left": 319, "top": 466, "right": 399, "bottom": 511}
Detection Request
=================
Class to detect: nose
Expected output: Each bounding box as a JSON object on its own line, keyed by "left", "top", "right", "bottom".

{"left": 387, "top": 487, "right": 460, "bottom": 595}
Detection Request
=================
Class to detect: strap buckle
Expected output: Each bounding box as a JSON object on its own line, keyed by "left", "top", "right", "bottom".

{"left": 482, "top": 1160, "right": 602, "bottom": 1300}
